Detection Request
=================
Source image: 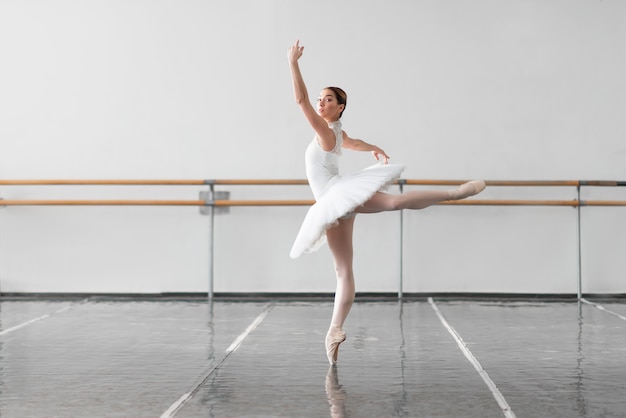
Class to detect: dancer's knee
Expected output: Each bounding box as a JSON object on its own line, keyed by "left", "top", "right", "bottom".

{"left": 334, "top": 265, "right": 353, "bottom": 281}
{"left": 386, "top": 195, "right": 403, "bottom": 211}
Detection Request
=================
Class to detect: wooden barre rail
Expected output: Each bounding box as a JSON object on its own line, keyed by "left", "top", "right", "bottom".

{"left": 0, "top": 179, "right": 310, "bottom": 186}
{"left": 0, "top": 200, "right": 207, "bottom": 206}
{"left": 1, "top": 179, "right": 625, "bottom": 187}
{"left": 1, "top": 179, "right": 624, "bottom": 207}
{"left": 0, "top": 180, "right": 208, "bottom": 186}
{"left": 1, "top": 199, "right": 626, "bottom": 207}
{"left": 404, "top": 180, "right": 626, "bottom": 187}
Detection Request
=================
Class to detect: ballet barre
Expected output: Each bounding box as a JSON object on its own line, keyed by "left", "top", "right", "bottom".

{"left": 0, "top": 179, "right": 309, "bottom": 186}
{"left": 1, "top": 179, "right": 625, "bottom": 186}
{"left": 0, "top": 199, "right": 625, "bottom": 207}
{"left": 1, "top": 179, "right": 625, "bottom": 300}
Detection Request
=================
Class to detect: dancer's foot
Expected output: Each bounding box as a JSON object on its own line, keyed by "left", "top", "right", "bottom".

{"left": 448, "top": 180, "right": 486, "bottom": 200}
{"left": 325, "top": 327, "right": 346, "bottom": 365}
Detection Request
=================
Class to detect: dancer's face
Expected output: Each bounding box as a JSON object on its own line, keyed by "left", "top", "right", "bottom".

{"left": 317, "top": 89, "right": 345, "bottom": 121}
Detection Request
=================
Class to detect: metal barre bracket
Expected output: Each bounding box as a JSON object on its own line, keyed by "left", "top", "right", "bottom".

{"left": 199, "top": 190, "right": 230, "bottom": 215}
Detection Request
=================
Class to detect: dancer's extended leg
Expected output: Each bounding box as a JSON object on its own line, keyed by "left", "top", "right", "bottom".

{"left": 357, "top": 180, "right": 485, "bottom": 213}
{"left": 325, "top": 216, "right": 356, "bottom": 364}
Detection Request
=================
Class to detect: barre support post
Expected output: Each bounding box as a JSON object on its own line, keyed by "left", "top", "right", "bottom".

{"left": 397, "top": 179, "right": 406, "bottom": 300}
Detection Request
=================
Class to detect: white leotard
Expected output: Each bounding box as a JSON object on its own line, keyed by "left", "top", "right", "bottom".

{"left": 290, "top": 120, "right": 405, "bottom": 258}
{"left": 304, "top": 120, "right": 343, "bottom": 199}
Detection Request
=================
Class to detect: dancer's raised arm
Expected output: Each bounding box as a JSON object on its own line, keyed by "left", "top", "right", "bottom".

{"left": 342, "top": 132, "right": 390, "bottom": 164}
{"left": 288, "top": 40, "right": 337, "bottom": 151}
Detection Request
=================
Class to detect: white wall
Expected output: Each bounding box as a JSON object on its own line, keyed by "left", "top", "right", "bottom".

{"left": 0, "top": 0, "right": 624, "bottom": 295}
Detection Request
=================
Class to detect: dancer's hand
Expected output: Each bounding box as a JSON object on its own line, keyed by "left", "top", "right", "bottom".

{"left": 288, "top": 40, "right": 304, "bottom": 64}
{"left": 372, "top": 147, "right": 390, "bottom": 164}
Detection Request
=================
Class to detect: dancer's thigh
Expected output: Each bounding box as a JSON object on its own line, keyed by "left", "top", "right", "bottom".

{"left": 355, "top": 192, "right": 396, "bottom": 213}
{"left": 326, "top": 217, "right": 355, "bottom": 259}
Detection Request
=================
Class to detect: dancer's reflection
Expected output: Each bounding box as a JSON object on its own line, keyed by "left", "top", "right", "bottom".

{"left": 325, "top": 365, "right": 347, "bottom": 418}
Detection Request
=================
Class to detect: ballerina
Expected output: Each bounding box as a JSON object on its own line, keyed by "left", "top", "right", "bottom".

{"left": 287, "top": 40, "right": 485, "bottom": 365}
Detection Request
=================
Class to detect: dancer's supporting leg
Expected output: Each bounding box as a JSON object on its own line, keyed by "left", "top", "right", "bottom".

{"left": 325, "top": 216, "right": 356, "bottom": 364}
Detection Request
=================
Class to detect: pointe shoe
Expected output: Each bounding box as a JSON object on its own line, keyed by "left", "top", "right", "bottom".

{"left": 449, "top": 180, "right": 486, "bottom": 200}
{"left": 325, "top": 328, "right": 346, "bottom": 365}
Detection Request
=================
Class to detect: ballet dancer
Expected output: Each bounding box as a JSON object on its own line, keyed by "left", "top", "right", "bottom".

{"left": 287, "top": 40, "right": 485, "bottom": 365}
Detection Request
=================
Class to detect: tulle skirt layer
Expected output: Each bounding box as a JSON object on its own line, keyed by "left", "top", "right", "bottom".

{"left": 290, "top": 163, "right": 405, "bottom": 258}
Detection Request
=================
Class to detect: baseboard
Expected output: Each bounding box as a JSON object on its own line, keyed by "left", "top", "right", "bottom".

{"left": 0, "top": 291, "right": 624, "bottom": 302}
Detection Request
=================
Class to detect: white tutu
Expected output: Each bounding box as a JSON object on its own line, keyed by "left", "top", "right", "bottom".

{"left": 290, "top": 162, "right": 405, "bottom": 258}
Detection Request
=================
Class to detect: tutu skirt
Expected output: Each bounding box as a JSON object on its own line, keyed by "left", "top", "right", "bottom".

{"left": 290, "top": 163, "right": 405, "bottom": 258}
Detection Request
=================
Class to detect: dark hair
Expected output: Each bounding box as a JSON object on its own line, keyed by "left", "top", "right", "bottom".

{"left": 325, "top": 86, "right": 347, "bottom": 118}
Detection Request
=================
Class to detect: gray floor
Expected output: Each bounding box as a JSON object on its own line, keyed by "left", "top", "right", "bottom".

{"left": 0, "top": 296, "right": 625, "bottom": 417}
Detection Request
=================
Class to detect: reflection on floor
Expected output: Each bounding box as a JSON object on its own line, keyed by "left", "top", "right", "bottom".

{"left": 0, "top": 296, "right": 624, "bottom": 417}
